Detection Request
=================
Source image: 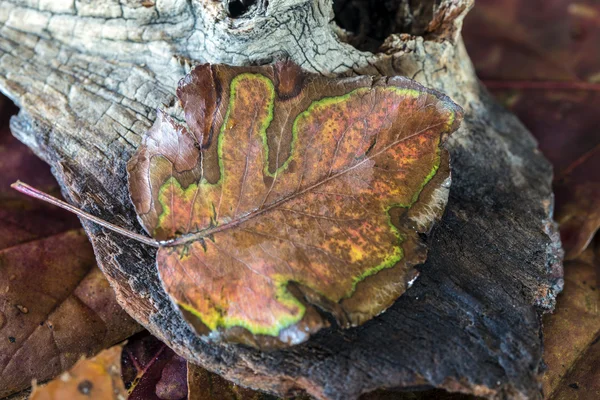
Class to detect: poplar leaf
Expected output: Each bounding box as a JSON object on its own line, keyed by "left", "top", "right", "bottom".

{"left": 127, "top": 61, "right": 462, "bottom": 347}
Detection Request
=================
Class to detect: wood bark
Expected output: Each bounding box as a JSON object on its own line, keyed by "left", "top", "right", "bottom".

{"left": 0, "top": 1, "right": 563, "bottom": 399}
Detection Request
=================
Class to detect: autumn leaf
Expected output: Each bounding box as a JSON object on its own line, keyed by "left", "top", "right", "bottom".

{"left": 463, "top": 0, "right": 600, "bottom": 259}
{"left": 543, "top": 239, "right": 600, "bottom": 399}
{"left": 0, "top": 96, "right": 141, "bottom": 397}
{"left": 127, "top": 61, "right": 462, "bottom": 347}
{"left": 28, "top": 345, "right": 127, "bottom": 400}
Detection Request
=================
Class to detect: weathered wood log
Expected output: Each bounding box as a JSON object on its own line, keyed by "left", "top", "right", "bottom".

{"left": 0, "top": 0, "right": 563, "bottom": 399}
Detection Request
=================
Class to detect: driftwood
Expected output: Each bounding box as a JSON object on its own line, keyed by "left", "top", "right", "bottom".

{"left": 0, "top": 0, "right": 563, "bottom": 399}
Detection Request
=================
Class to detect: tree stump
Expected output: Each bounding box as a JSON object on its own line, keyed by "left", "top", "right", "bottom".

{"left": 0, "top": 0, "right": 563, "bottom": 399}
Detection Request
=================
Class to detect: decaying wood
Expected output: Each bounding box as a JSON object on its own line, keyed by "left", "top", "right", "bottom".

{"left": 0, "top": 0, "right": 563, "bottom": 399}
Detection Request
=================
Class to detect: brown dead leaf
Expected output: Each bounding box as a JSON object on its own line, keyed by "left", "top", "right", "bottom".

{"left": 547, "top": 338, "right": 600, "bottom": 400}
{"left": 127, "top": 60, "right": 462, "bottom": 348}
{"left": 543, "top": 238, "right": 600, "bottom": 398}
{"left": 0, "top": 95, "right": 141, "bottom": 397}
{"left": 28, "top": 345, "right": 127, "bottom": 400}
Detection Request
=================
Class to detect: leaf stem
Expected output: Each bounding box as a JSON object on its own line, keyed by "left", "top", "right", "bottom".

{"left": 11, "top": 181, "right": 160, "bottom": 248}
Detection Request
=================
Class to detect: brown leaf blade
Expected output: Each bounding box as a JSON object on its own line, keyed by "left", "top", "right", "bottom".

{"left": 127, "top": 61, "right": 462, "bottom": 347}
{"left": 28, "top": 345, "right": 127, "bottom": 400}
{"left": 548, "top": 343, "right": 600, "bottom": 400}
{"left": 543, "top": 241, "right": 600, "bottom": 399}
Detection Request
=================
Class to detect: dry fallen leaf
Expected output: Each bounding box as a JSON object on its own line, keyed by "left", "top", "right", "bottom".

{"left": 127, "top": 60, "right": 462, "bottom": 347}
{"left": 28, "top": 345, "right": 127, "bottom": 400}
{"left": 543, "top": 239, "right": 600, "bottom": 399}
{"left": 0, "top": 96, "right": 141, "bottom": 397}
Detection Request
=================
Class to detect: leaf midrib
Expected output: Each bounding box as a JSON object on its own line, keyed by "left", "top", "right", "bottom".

{"left": 161, "top": 120, "right": 447, "bottom": 248}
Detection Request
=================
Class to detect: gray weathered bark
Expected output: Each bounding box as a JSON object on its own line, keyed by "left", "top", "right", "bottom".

{"left": 0, "top": 0, "right": 562, "bottom": 399}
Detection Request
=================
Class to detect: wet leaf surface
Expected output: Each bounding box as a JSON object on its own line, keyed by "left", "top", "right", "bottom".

{"left": 463, "top": 0, "right": 600, "bottom": 259}
{"left": 127, "top": 61, "right": 462, "bottom": 347}
{"left": 28, "top": 345, "right": 127, "bottom": 400}
{"left": 0, "top": 96, "right": 141, "bottom": 397}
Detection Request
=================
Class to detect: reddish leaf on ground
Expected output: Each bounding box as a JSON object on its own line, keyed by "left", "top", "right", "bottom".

{"left": 463, "top": 0, "right": 600, "bottom": 259}
{"left": 127, "top": 61, "right": 462, "bottom": 348}
{"left": 0, "top": 96, "right": 141, "bottom": 397}
{"left": 543, "top": 238, "right": 600, "bottom": 399}
{"left": 121, "top": 332, "right": 187, "bottom": 400}
{"left": 28, "top": 345, "right": 127, "bottom": 400}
